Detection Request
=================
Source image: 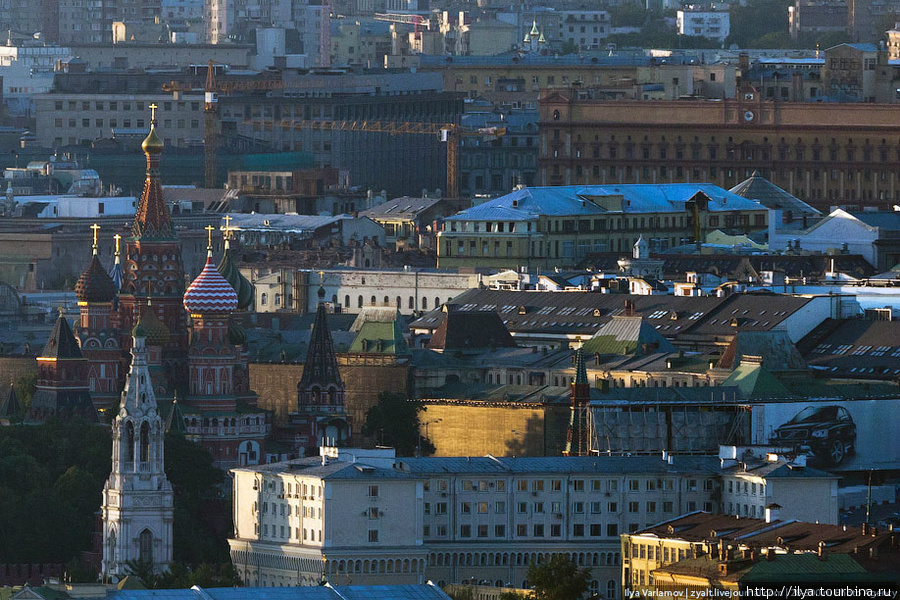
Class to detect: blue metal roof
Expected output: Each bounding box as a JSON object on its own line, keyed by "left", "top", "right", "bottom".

{"left": 447, "top": 184, "right": 765, "bottom": 221}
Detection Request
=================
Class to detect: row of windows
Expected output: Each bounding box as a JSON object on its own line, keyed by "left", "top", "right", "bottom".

{"left": 53, "top": 117, "right": 200, "bottom": 129}
{"left": 52, "top": 100, "right": 200, "bottom": 112}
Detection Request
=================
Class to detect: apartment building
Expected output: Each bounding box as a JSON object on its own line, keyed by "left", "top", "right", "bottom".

{"left": 229, "top": 449, "right": 720, "bottom": 594}
{"left": 435, "top": 184, "right": 768, "bottom": 270}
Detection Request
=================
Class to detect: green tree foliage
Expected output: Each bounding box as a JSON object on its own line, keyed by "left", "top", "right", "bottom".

{"left": 726, "top": 0, "right": 791, "bottom": 48}
{"left": 14, "top": 372, "right": 36, "bottom": 410}
{"left": 0, "top": 422, "right": 229, "bottom": 571}
{"left": 527, "top": 555, "right": 591, "bottom": 600}
{"left": 362, "top": 392, "right": 435, "bottom": 457}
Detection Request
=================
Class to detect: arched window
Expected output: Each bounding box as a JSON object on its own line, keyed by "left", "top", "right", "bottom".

{"left": 396, "top": 296, "right": 401, "bottom": 308}
{"left": 126, "top": 422, "right": 135, "bottom": 462}
{"left": 383, "top": 295, "right": 389, "bottom": 305}
{"left": 345, "top": 295, "right": 350, "bottom": 308}
{"left": 409, "top": 297, "right": 414, "bottom": 309}
{"left": 435, "top": 297, "right": 440, "bottom": 307}
{"left": 422, "top": 297, "right": 428, "bottom": 310}
{"left": 139, "top": 529, "right": 153, "bottom": 563}
{"left": 139, "top": 422, "right": 150, "bottom": 463}
{"left": 261, "top": 293, "right": 268, "bottom": 306}
{"left": 370, "top": 295, "right": 376, "bottom": 306}
{"left": 357, "top": 295, "right": 363, "bottom": 308}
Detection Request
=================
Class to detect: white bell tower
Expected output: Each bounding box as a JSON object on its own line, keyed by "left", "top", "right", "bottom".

{"left": 101, "top": 319, "right": 174, "bottom": 579}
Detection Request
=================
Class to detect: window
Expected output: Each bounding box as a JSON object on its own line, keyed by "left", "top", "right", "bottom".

{"left": 368, "top": 530, "right": 379, "bottom": 542}
{"left": 608, "top": 502, "right": 618, "bottom": 513}
{"left": 517, "top": 502, "right": 528, "bottom": 514}
{"left": 461, "top": 502, "right": 471, "bottom": 514}
{"left": 590, "top": 524, "right": 602, "bottom": 536}
{"left": 590, "top": 501, "right": 602, "bottom": 514}
{"left": 517, "top": 524, "right": 527, "bottom": 536}
{"left": 477, "top": 502, "right": 488, "bottom": 514}
{"left": 495, "top": 501, "right": 506, "bottom": 513}
{"left": 495, "top": 524, "right": 506, "bottom": 537}
{"left": 573, "top": 501, "right": 584, "bottom": 514}
{"left": 573, "top": 524, "right": 585, "bottom": 537}
{"left": 477, "top": 524, "right": 488, "bottom": 538}
{"left": 368, "top": 485, "right": 379, "bottom": 497}
{"left": 551, "top": 479, "right": 562, "bottom": 491}
{"left": 573, "top": 480, "right": 584, "bottom": 492}
{"left": 607, "top": 524, "right": 618, "bottom": 536}
{"left": 435, "top": 502, "right": 447, "bottom": 515}
{"left": 628, "top": 480, "right": 639, "bottom": 491}
{"left": 629, "top": 501, "right": 639, "bottom": 513}
{"left": 460, "top": 525, "right": 471, "bottom": 538}
{"left": 533, "top": 524, "right": 544, "bottom": 537}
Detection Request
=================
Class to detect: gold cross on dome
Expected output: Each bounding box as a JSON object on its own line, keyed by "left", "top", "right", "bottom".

{"left": 113, "top": 233, "right": 121, "bottom": 255}
{"left": 223, "top": 214, "right": 233, "bottom": 238}
{"left": 90, "top": 223, "right": 100, "bottom": 252}
{"left": 149, "top": 103, "right": 158, "bottom": 122}
{"left": 205, "top": 225, "right": 215, "bottom": 249}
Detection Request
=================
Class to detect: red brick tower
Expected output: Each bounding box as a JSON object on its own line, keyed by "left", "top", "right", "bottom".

{"left": 74, "top": 223, "right": 122, "bottom": 415}
{"left": 118, "top": 105, "right": 188, "bottom": 395}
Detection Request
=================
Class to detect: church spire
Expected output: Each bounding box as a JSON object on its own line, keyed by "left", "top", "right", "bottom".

{"left": 564, "top": 346, "right": 591, "bottom": 457}
{"left": 132, "top": 104, "right": 173, "bottom": 240}
{"left": 299, "top": 301, "right": 342, "bottom": 389}
{"left": 101, "top": 319, "right": 174, "bottom": 580}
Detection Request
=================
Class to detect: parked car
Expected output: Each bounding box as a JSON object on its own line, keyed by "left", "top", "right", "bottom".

{"left": 770, "top": 405, "right": 856, "bottom": 465}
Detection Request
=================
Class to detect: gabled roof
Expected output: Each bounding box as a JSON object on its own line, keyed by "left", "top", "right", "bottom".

{"left": 40, "top": 313, "right": 85, "bottom": 360}
{"left": 730, "top": 171, "right": 820, "bottom": 217}
{"left": 426, "top": 309, "right": 517, "bottom": 351}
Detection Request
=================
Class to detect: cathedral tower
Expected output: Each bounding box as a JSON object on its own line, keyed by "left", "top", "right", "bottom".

{"left": 74, "top": 224, "right": 122, "bottom": 413}
{"left": 118, "top": 105, "right": 188, "bottom": 393}
{"left": 101, "top": 318, "right": 174, "bottom": 579}
{"left": 26, "top": 310, "right": 97, "bottom": 423}
{"left": 292, "top": 286, "right": 350, "bottom": 451}
{"left": 183, "top": 227, "right": 240, "bottom": 411}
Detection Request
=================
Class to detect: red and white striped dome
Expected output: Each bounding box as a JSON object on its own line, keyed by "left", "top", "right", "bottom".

{"left": 183, "top": 254, "right": 239, "bottom": 313}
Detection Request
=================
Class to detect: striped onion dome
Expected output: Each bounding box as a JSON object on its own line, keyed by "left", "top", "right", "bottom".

{"left": 183, "top": 251, "right": 238, "bottom": 314}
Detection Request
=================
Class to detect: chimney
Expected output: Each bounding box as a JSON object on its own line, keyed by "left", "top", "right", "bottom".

{"left": 624, "top": 299, "right": 635, "bottom": 316}
{"left": 765, "top": 503, "right": 781, "bottom": 523}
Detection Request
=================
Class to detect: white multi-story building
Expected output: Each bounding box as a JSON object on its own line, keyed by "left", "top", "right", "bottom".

{"left": 676, "top": 7, "right": 730, "bottom": 41}
{"left": 0, "top": 43, "right": 72, "bottom": 116}
{"left": 719, "top": 450, "right": 840, "bottom": 525}
{"left": 229, "top": 448, "right": 720, "bottom": 595}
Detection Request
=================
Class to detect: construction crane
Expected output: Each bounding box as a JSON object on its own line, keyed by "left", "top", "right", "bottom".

{"left": 261, "top": 119, "right": 505, "bottom": 198}
{"left": 162, "top": 61, "right": 285, "bottom": 188}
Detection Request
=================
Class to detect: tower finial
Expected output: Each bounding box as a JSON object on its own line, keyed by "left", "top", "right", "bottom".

{"left": 223, "top": 214, "right": 232, "bottom": 249}
{"left": 205, "top": 225, "right": 215, "bottom": 257}
{"left": 90, "top": 223, "right": 101, "bottom": 255}
{"left": 149, "top": 103, "right": 158, "bottom": 124}
{"left": 113, "top": 233, "right": 121, "bottom": 264}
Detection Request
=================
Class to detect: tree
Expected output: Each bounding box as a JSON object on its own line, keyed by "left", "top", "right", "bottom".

{"left": 527, "top": 555, "right": 591, "bottom": 600}
{"left": 362, "top": 392, "right": 435, "bottom": 457}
